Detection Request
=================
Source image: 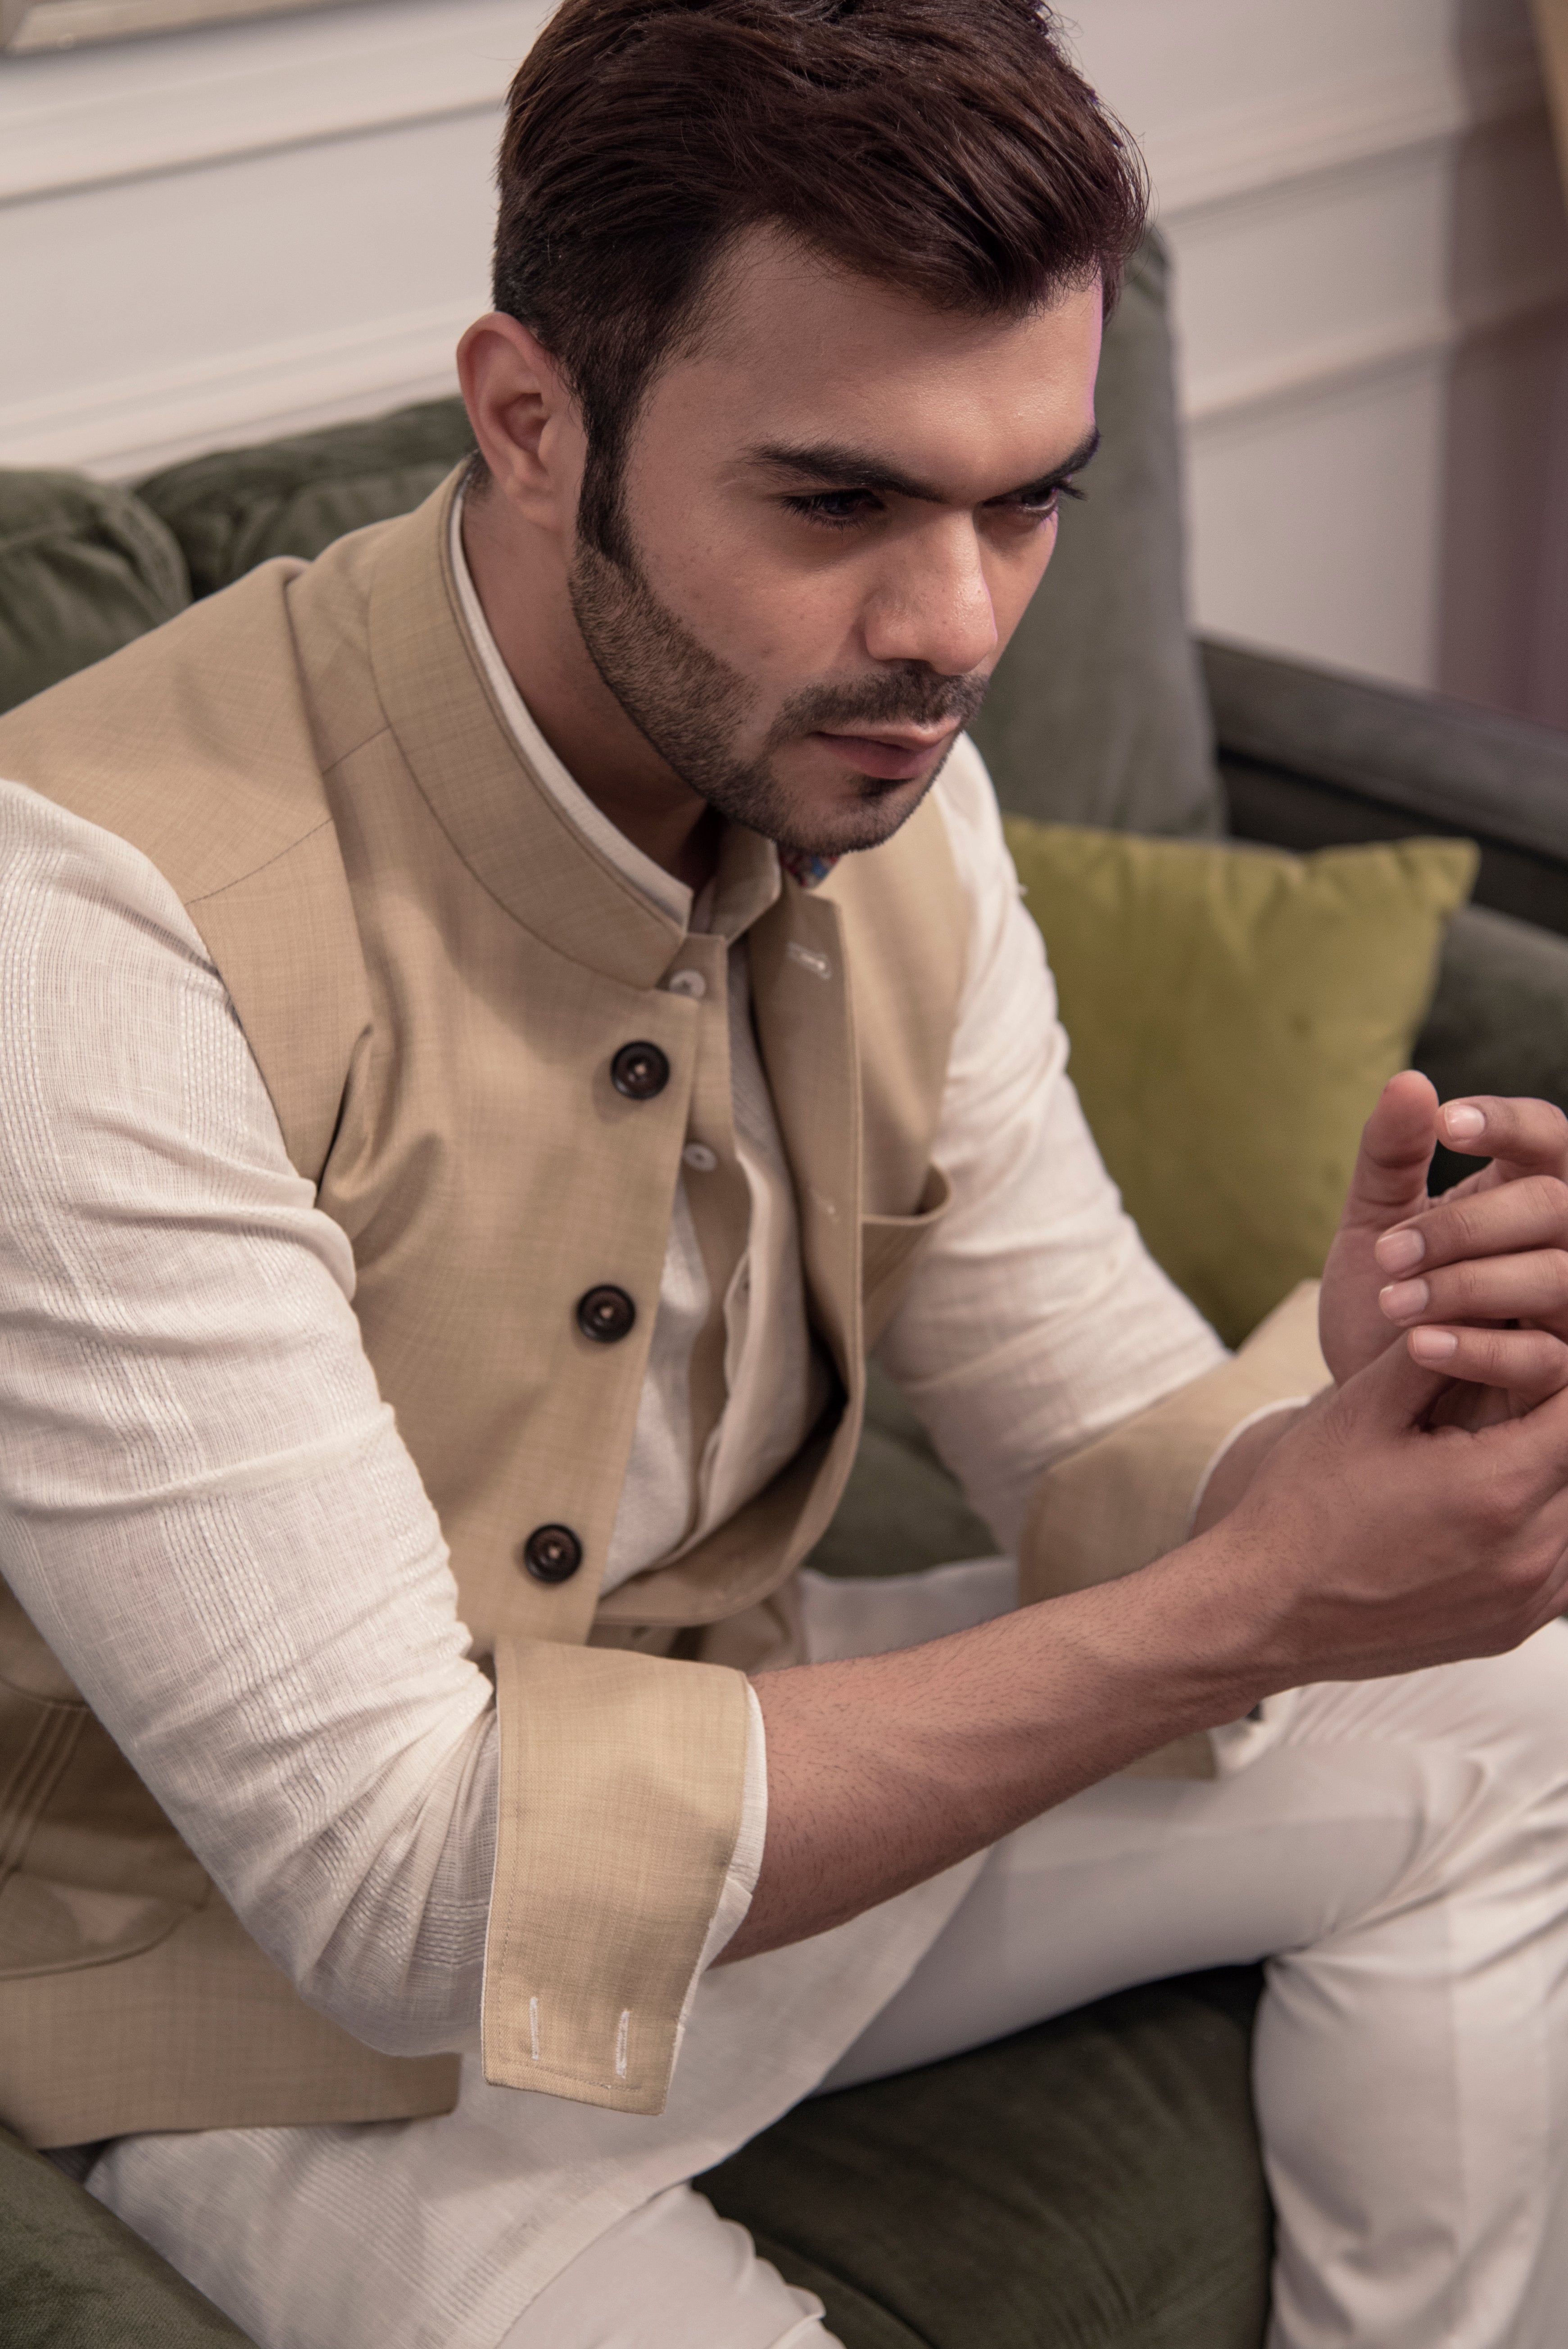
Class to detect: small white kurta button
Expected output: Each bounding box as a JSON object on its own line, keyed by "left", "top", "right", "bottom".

{"left": 667, "top": 969, "right": 707, "bottom": 999}
{"left": 682, "top": 1142, "right": 718, "bottom": 1173}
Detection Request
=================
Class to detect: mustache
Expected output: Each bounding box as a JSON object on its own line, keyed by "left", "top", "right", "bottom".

{"left": 766, "top": 666, "right": 989, "bottom": 748}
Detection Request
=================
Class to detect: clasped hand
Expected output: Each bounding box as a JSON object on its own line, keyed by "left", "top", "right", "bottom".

{"left": 1321, "top": 1068, "right": 1568, "bottom": 1417}
{"left": 1198, "top": 1072, "right": 1568, "bottom": 1688}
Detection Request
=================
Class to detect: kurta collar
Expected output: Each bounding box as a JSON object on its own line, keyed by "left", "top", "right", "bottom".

{"left": 367, "top": 471, "right": 785, "bottom": 983}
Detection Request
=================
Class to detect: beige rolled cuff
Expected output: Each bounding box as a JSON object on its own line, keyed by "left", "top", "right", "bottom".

{"left": 1017, "top": 1281, "right": 1329, "bottom": 1779}
{"left": 483, "top": 1641, "right": 751, "bottom": 2114}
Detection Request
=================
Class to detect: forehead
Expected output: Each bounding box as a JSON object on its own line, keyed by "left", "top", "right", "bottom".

{"left": 639, "top": 225, "right": 1104, "bottom": 493}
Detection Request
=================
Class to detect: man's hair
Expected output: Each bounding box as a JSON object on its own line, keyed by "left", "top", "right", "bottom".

{"left": 490, "top": 0, "right": 1147, "bottom": 553}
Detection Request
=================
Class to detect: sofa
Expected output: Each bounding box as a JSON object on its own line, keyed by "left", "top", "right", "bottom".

{"left": 4, "top": 233, "right": 1568, "bottom": 2348}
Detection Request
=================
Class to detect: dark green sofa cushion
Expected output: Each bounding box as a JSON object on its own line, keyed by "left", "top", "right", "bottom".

{"left": 0, "top": 471, "right": 190, "bottom": 717}
{"left": 702, "top": 1967, "right": 1271, "bottom": 2349}
{"left": 0, "top": 1974, "right": 1267, "bottom": 2349}
{"left": 0, "top": 2127, "right": 253, "bottom": 2348}
{"left": 970, "top": 235, "right": 1225, "bottom": 843}
{"left": 135, "top": 398, "right": 476, "bottom": 600}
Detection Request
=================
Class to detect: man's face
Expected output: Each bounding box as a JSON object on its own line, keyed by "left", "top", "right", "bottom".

{"left": 567, "top": 228, "right": 1103, "bottom": 859}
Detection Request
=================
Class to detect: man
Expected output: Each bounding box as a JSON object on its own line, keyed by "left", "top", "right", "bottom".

{"left": 4, "top": 2, "right": 1568, "bottom": 2342}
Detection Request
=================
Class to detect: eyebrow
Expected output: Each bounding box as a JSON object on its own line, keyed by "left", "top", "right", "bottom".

{"left": 747, "top": 426, "right": 1101, "bottom": 506}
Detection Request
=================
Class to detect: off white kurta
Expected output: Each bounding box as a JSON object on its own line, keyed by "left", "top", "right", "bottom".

{"left": 0, "top": 541, "right": 1224, "bottom": 2342}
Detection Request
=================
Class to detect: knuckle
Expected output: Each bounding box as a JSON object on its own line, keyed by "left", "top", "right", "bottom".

{"left": 1481, "top": 1467, "right": 1535, "bottom": 1537}
{"left": 1443, "top": 1258, "right": 1488, "bottom": 1311}
{"left": 1440, "top": 1199, "right": 1488, "bottom": 1258}
{"left": 1493, "top": 1542, "right": 1547, "bottom": 1602}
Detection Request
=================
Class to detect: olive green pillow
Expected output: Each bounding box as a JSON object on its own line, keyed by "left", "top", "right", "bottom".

{"left": 1004, "top": 823, "right": 1479, "bottom": 1346}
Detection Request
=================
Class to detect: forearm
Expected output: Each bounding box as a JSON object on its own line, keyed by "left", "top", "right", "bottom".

{"left": 722, "top": 1548, "right": 1259, "bottom": 1964}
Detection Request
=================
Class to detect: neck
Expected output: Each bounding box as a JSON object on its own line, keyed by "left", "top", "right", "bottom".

{"left": 460, "top": 489, "right": 721, "bottom": 893}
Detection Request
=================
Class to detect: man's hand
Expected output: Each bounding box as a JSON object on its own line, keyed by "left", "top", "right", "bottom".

{"left": 729, "top": 1076, "right": 1568, "bottom": 1969}
{"left": 1207, "top": 1337, "right": 1568, "bottom": 1684}
{"left": 1320, "top": 1071, "right": 1568, "bottom": 1415}
{"left": 727, "top": 1333, "right": 1568, "bottom": 1965}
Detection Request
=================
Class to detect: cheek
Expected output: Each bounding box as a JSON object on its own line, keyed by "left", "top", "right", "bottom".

{"left": 655, "top": 514, "right": 868, "bottom": 682}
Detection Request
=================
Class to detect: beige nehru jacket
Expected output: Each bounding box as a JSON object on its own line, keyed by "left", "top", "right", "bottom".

{"left": 0, "top": 472, "right": 966, "bottom": 2141}
{"left": 0, "top": 471, "right": 1326, "bottom": 2147}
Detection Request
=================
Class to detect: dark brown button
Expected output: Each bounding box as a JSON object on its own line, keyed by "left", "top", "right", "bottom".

{"left": 576, "top": 1284, "right": 636, "bottom": 1344}
{"left": 520, "top": 1524, "right": 582, "bottom": 1583}
{"left": 611, "top": 1041, "right": 670, "bottom": 1101}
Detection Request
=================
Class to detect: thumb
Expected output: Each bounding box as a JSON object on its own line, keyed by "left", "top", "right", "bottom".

{"left": 1338, "top": 1320, "right": 1454, "bottom": 1433}
{"left": 1340, "top": 1070, "right": 1438, "bottom": 1236}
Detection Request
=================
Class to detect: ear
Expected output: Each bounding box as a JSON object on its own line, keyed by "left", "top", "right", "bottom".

{"left": 457, "top": 312, "right": 584, "bottom": 539}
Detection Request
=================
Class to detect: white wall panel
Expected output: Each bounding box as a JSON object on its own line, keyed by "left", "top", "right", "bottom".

{"left": 0, "top": 0, "right": 544, "bottom": 473}
{"left": 1, "top": 0, "right": 1565, "bottom": 718}
{"left": 1068, "top": 0, "right": 1568, "bottom": 718}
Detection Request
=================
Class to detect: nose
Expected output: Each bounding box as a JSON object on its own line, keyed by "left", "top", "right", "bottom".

{"left": 860, "top": 516, "right": 999, "bottom": 678}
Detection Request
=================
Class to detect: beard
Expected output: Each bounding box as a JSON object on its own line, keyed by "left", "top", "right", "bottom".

{"left": 567, "top": 506, "right": 988, "bottom": 860}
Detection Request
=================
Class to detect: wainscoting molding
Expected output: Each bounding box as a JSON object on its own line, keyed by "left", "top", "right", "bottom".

{"left": 3, "top": 0, "right": 1565, "bottom": 712}
{"left": 0, "top": 298, "right": 478, "bottom": 480}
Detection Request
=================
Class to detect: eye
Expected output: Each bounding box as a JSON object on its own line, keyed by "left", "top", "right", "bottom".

{"left": 1002, "top": 480, "right": 1087, "bottom": 524}
{"left": 780, "top": 489, "right": 881, "bottom": 530}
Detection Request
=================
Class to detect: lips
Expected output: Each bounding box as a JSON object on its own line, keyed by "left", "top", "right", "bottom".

{"left": 810, "top": 728, "right": 954, "bottom": 782}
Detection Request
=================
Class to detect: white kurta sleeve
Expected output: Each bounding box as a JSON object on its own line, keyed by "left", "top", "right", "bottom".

{"left": 875, "top": 735, "right": 1229, "bottom": 1553}
{"left": 0, "top": 776, "right": 760, "bottom": 2063}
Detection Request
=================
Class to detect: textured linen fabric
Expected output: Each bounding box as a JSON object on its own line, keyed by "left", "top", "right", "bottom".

{"left": 495, "top": 1615, "right": 1568, "bottom": 2349}
{"left": 450, "top": 498, "right": 831, "bottom": 1592}
{"left": 0, "top": 595, "right": 1222, "bottom": 2338}
{"left": 0, "top": 729, "right": 1218, "bottom": 2071}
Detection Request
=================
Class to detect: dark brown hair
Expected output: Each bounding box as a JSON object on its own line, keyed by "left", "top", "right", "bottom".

{"left": 491, "top": 0, "right": 1147, "bottom": 552}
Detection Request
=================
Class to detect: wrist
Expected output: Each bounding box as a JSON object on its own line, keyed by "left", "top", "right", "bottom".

{"left": 1011, "top": 1542, "right": 1276, "bottom": 1783}
{"left": 1190, "top": 1401, "right": 1304, "bottom": 1536}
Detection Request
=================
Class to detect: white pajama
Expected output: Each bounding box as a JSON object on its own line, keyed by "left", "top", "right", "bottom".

{"left": 497, "top": 1602, "right": 1568, "bottom": 2349}
{"left": 9, "top": 515, "right": 1566, "bottom": 2346}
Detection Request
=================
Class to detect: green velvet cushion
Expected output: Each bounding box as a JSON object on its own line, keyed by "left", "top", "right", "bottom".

{"left": 702, "top": 1967, "right": 1270, "bottom": 2349}
{"left": 0, "top": 471, "right": 190, "bottom": 718}
{"left": 1005, "top": 824, "right": 1477, "bottom": 1347}
{"left": 970, "top": 235, "right": 1224, "bottom": 843}
{"left": 0, "top": 2127, "right": 254, "bottom": 2347}
{"left": 135, "top": 399, "right": 476, "bottom": 600}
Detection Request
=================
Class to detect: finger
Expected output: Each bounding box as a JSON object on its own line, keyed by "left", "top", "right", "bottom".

{"left": 1379, "top": 1245, "right": 1568, "bottom": 1331}
{"left": 1374, "top": 1173, "right": 1568, "bottom": 1279}
{"left": 1339, "top": 1070, "right": 1439, "bottom": 1235}
{"left": 1337, "top": 1324, "right": 1461, "bottom": 1432}
{"left": 1434, "top": 1095, "right": 1568, "bottom": 1175}
{"left": 1407, "top": 1323, "right": 1568, "bottom": 1402}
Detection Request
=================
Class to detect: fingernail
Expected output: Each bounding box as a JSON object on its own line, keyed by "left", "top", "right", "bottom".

{"left": 1380, "top": 1278, "right": 1430, "bottom": 1321}
{"left": 1409, "top": 1327, "right": 1459, "bottom": 1364}
{"left": 1444, "top": 1103, "right": 1486, "bottom": 1140}
{"left": 1375, "top": 1226, "right": 1426, "bottom": 1273}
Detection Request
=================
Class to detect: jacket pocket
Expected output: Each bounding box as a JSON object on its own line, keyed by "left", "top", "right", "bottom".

{"left": 861, "top": 1165, "right": 952, "bottom": 1350}
{"left": 0, "top": 1587, "right": 210, "bottom": 1980}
